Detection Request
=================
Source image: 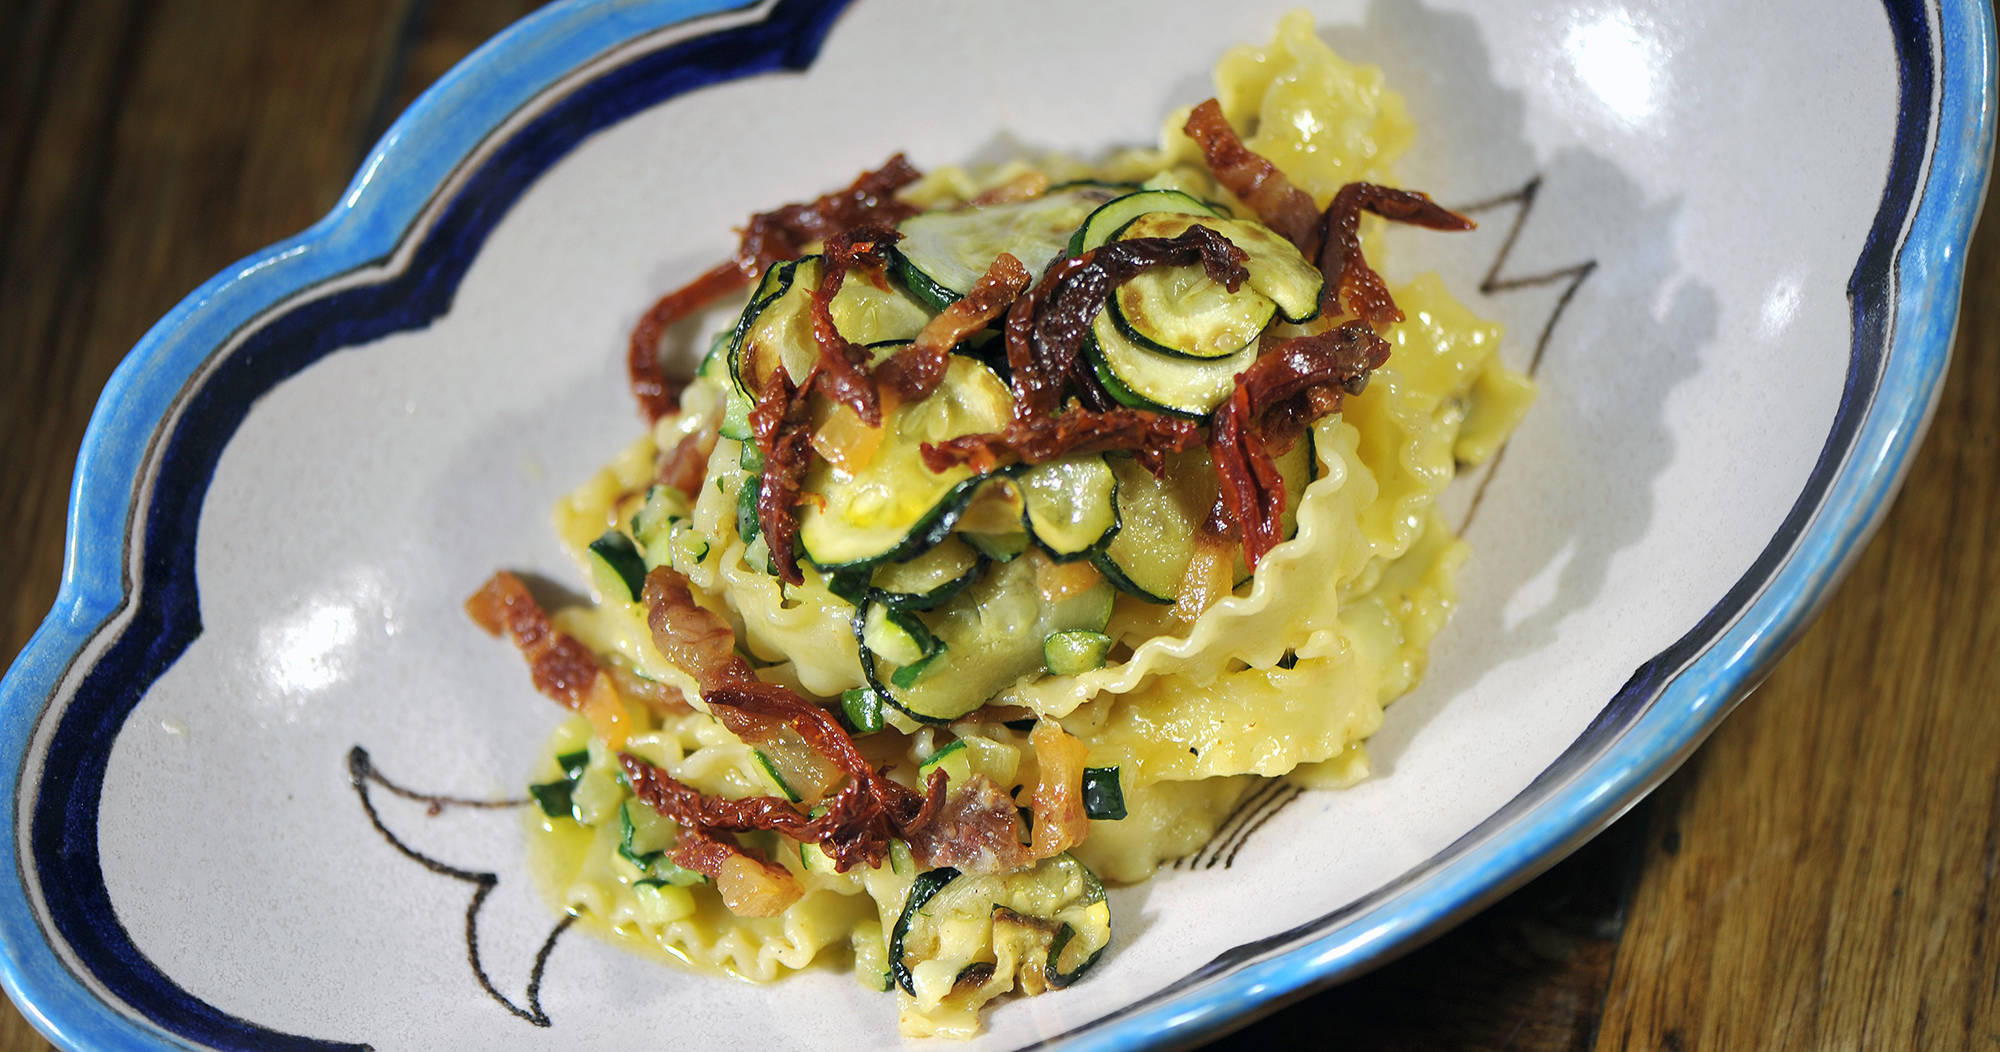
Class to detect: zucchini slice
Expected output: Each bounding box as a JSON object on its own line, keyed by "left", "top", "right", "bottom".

{"left": 587, "top": 531, "right": 647, "bottom": 602}
{"left": 698, "top": 330, "right": 754, "bottom": 441}
{"left": 728, "top": 256, "right": 933, "bottom": 400}
{"left": 868, "top": 536, "right": 983, "bottom": 610}
{"left": 1116, "top": 212, "right": 1323, "bottom": 327}
{"left": 963, "top": 530, "right": 1030, "bottom": 563}
{"left": 1111, "top": 258, "right": 1275, "bottom": 361}
{"left": 858, "top": 554, "right": 1114, "bottom": 723}
{"left": 831, "top": 272, "right": 935, "bottom": 345}
{"left": 727, "top": 258, "right": 816, "bottom": 399}
{"left": 1088, "top": 311, "right": 1257, "bottom": 418}
{"left": 839, "top": 687, "right": 884, "bottom": 735}
{"left": 1015, "top": 455, "right": 1119, "bottom": 560}
{"left": 860, "top": 603, "right": 939, "bottom": 667}
{"left": 1080, "top": 767, "right": 1126, "bottom": 821}
{"left": 1043, "top": 629, "right": 1112, "bottom": 675}
{"left": 917, "top": 740, "right": 972, "bottom": 788}
{"left": 890, "top": 854, "right": 1111, "bottom": 999}
{"left": 527, "top": 748, "right": 589, "bottom": 819}
{"left": 1091, "top": 452, "right": 1210, "bottom": 603}
{"left": 629, "top": 484, "right": 685, "bottom": 549}
{"left": 1093, "top": 437, "right": 1316, "bottom": 602}
{"left": 799, "top": 357, "right": 1014, "bottom": 571}
{"left": 894, "top": 186, "right": 1122, "bottom": 309}
{"left": 1066, "top": 188, "right": 1221, "bottom": 256}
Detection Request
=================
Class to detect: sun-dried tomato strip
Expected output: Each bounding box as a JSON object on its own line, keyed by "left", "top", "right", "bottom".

{"left": 640, "top": 570, "right": 840, "bottom": 793}
{"left": 737, "top": 153, "right": 922, "bottom": 277}
{"left": 1005, "top": 228, "right": 1250, "bottom": 418}
{"left": 808, "top": 226, "right": 902, "bottom": 426}
{"left": 625, "top": 155, "right": 922, "bottom": 423}
{"left": 1182, "top": 100, "right": 1475, "bottom": 328}
{"left": 1182, "top": 99, "right": 1324, "bottom": 253}
{"left": 879, "top": 252, "right": 1031, "bottom": 401}
{"left": 640, "top": 567, "right": 758, "bottom": 690}
{"left": 663, "top": 822, "right": 800, "bottom": 917}
{"left": 921, "top": 406, "right": 1200, "bottom": 473}
{"left": 465, "top": 572, "right": 602, "bottom": 709}
{"left": 746, "top": 367, "right": 815, "bottom": 585}
{"left": 627, "top": 261, "right": 751, "bottom": 423}
{"left": 663, "top": 821, "right": 745, "bottom": 878}
{"left": 624, "top": 752, "right": 836, "bottom": 838}
{"left": 1210, "top": 323, "right": 1392, "bottom": 567}
{"left": 622, "top": 749, "right": 941, "bottom": 873}
{"left": 633, "top": 568, "right": 947, "bottom": 870}
{"left": 1318, "top": 182, "right": 1473, "bottom": 327}
{"left": 707, "top": 680, "right": 943, "bottom": 833}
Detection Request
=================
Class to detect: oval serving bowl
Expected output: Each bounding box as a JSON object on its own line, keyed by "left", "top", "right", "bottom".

{"left": 1, "top": 0, "right": 1992, "bottom": 1048}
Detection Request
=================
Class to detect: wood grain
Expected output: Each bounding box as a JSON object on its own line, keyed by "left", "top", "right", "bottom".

{"left": 0, "top": 3, "right": 1993, "bottom": 1050}
{"left": 1590, "top": 180, "right": 2000, "bottom": 1052}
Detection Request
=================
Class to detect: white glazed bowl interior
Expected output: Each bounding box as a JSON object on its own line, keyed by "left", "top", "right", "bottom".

{"left": 4, "top": 0, "right": 1986, "bottom": 1048}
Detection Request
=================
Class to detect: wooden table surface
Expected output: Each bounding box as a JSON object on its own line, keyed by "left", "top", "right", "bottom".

{"left": 2, "top": 2, "right": 1994, "bottom": 1048}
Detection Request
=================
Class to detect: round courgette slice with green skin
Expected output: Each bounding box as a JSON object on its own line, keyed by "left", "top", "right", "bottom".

{"left": 890, "top": 853, "right": 1111, "bottom": 999}
{"left": 894, "top": 186, "right": 1123, "bottom": 310}
{"left": 1093, "top": 436, "right": 1318, "bottom": 603}
{"left": 1088, "top": 311, "right": 1258, "bottom": 418}
{"left": 1015, "top": 454, "right": 1119, "bottom": 561}
{"left": 728, "top": 256, "right": 935, "bottom": 400}
{"left": 1091, "top": 451, "right": 1211, "bottom": 603}
{"left": 857, "top": 555, "right": 1114, "bottom": 723}
{"left": 1065, "top": 188, "right": 1220, "bottom": 256}
{"left": 1110, "top": 254, "right": 1277, "bottom": 361}
{"left": 798, "top": 357, "right": 1014, "bottom": 572}
{"left": 1115, "top": 211, "right": 1323, "bottom": 326}
{"left": 868, "top": 535, "right": 984, "bottom": 610}
{"left": 727, "top": 257, "right": 816, "bottom": 400}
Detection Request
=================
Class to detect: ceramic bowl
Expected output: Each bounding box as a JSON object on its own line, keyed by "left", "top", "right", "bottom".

{"left": 2, "top": 0, "right": 1992, "bottom": 1048}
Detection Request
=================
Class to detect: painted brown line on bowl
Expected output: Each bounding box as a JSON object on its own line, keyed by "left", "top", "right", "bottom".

{"left": 1453, "top": 174, "right": 1600, "bottom": 537}
{"left": 346, "top": 747, "right": 573, "bottom": 1029}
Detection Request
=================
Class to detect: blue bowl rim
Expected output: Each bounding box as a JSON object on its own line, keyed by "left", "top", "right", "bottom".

{"left": 0, "top": 0, "right": 1992, "bottom": 1048}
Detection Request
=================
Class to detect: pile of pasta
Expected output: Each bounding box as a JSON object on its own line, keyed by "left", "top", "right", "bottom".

{"left": 489, "top": 13, "right": 1530, "bottom": 1038}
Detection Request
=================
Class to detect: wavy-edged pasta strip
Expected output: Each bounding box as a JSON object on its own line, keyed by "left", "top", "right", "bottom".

{"left": 1000, "top": 276, "right": 1503, "bottom": 729}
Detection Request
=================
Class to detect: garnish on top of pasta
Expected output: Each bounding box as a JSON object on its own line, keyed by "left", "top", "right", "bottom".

{"left": 466, "top": 12, "right": 1533, "bottom": 1038}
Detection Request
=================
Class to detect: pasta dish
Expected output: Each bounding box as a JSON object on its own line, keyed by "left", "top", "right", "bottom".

{"left": 465, "top": 13, "right": 1531, "bottom": 1037}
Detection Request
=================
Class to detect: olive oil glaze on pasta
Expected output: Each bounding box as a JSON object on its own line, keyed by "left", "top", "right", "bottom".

{"left": 466, "top": 13, "right": 1532, "bottom": 1038}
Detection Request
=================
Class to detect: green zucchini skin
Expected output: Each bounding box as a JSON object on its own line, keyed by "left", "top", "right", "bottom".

{"left": 854, "top": 556, "right": 1114, "bottom": 725}
{"left": 1014, "top": 455, "right": 1120, "bottom": 562}
{"left": 587, "top": 531, "right": 648, "bottom": 602}
{"left": 890, "top": 867, "right": 962, "bottom": 994}
{"left": 1087, "top": 314, "right": 1257, "bottom": 417}
{"left": 1044, "top": 630, "right": 1113, "bottom": 676}
{"left": 839, "top": 687, "right": 884, "bottom": 734}
{"left": 1080, "top": 766, "right": 1126, "bottom": 820}
{"left": 798, "top": 358, "right": 1014, "bottom": 573}
{"left": 1067, "top": 188, "right": 1221, "bottom": 256}
{"left": 802, "top": 472, "right": 992, "bottom": 576}
{"left": 724, "top": 258, "right": 807, "bottom": 402}
{"left": 1091, "top": 435, "right": 1318, "bottom": 604}
{"left": 867, "top": 536, "right": 985, "bottom": 611}
{"left": 891, "top": 855, "right": 1112, "bottom": 997}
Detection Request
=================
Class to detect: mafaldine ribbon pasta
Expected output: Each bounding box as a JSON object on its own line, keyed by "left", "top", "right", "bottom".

{"left": 467, "top": 11, "right": 1531, "bottom": 1038}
